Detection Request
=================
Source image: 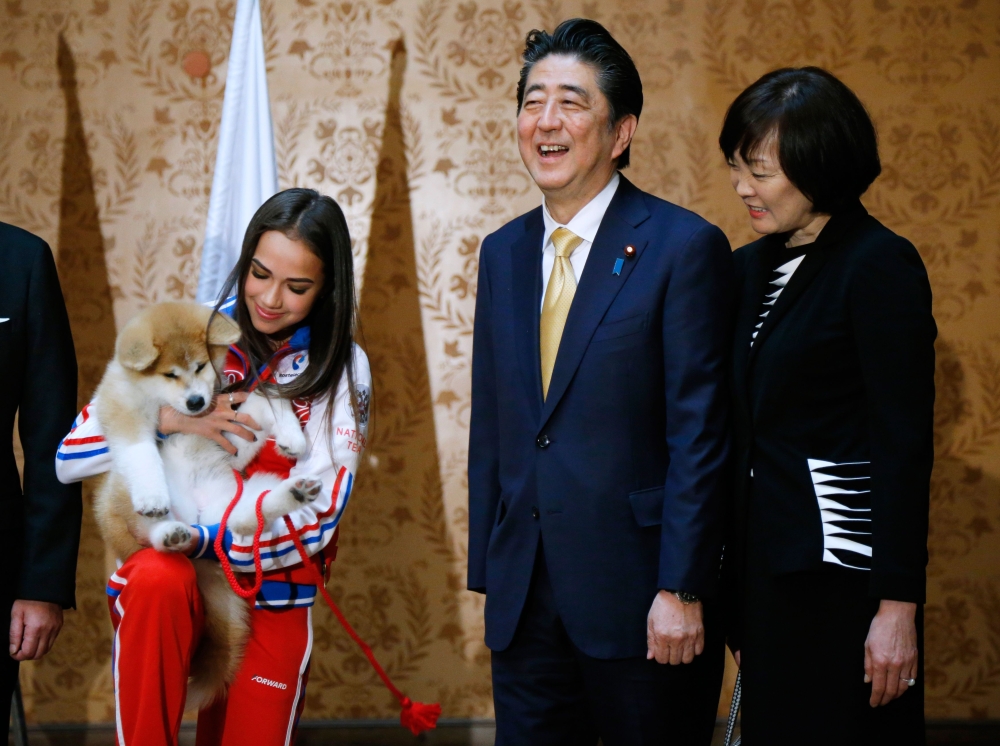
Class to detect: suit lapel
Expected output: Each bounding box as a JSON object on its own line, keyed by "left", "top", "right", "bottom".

{"left": 733, "top": 242, "right": 772, "bottom": 409}
{"left": 747, "top": 244, "right": 832, "bottom": 370}
{"left": 510, "top": 208, "right": 545, "bottom": 416}
{"left": 746, "top": 203, "right": 870, "bottom": 369}
{"left": 538, "top": 178, "right": 650, "bottom": 431}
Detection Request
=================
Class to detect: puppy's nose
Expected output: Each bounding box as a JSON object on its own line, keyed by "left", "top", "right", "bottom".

{"left": 186, "top": 395, "right": 206, "bottom": 413}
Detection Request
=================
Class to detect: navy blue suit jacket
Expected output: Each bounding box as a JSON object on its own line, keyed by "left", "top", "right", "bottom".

{"left": 468, "top": 177, "right": 734, "bottom": 658}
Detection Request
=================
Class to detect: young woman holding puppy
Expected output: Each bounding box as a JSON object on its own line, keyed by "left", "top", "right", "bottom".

{"left": 56, "top": 189, "right": 371, "bottom": 746}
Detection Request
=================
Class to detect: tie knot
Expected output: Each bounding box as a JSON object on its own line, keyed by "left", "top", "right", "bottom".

{"left": 551, "top": 228, "right": 582, "bottom": 259}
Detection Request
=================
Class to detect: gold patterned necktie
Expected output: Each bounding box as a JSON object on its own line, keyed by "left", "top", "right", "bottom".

{"left": 540, "top": 227, "right": 583, "bottom": 399}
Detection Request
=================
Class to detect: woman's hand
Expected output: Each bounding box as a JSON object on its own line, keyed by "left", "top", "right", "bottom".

{"left": 159, "top": 391, "right": 261, "bottom": 455}
{"left": 864, "top": 599, "right": 918, "bottom": 707}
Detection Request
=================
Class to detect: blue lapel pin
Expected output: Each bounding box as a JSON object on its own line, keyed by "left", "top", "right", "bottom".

{"left": 613, "top": 245, "right": 636, "bottom": 276}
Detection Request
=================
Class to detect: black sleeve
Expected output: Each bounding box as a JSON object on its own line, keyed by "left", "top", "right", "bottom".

{"left": 17, "top": 241, "right": 82, "bottom": 609}
{"left": 722, "top": 247, "right": 746, "bottom": 650}
{"left": 657, "top": 223, "right": 735, "bottom": 597}
{"left": 849, "top": 236, "right": 936, "bottom": 604}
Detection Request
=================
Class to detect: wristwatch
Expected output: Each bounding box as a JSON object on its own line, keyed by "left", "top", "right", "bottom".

{"left": 670, "top": 590, "right": 700, "bottom": 605}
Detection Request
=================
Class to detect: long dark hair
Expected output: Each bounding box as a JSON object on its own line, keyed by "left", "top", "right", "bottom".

{"left": 212, "top": 188, "right": 358, "bottom": 420}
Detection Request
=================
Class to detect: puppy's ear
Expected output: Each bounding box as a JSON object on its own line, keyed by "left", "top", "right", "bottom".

{"left": 207, "top": 313, "right": 241, "bottom": 347}
{"left": 117, "top": 315, "right": 160, "bottom": 371}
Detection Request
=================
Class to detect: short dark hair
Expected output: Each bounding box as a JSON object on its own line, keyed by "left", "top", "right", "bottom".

{"left": 718, "top": 67, "right": 881, "bottom": 213}
{"left": 517, "top": 18, "right": 643, "bottom": 169}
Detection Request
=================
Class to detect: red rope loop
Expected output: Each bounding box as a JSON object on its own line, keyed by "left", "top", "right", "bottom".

{"left": 215, "top": 470, "right": 269, "bottom": 600}
{"left": 281, "top": 516, "right": 441, "bottom": 735}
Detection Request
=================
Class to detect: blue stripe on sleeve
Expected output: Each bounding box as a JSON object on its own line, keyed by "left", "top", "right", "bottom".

{"left": 57, "top": 447, "right": 110, "bottom": 460}
{"left": 226, "top": 473, "right": 354, "bottom": 566}
{"left": 225, "top": 519, "right": 339, "bottom": 566}
{"left": 188, "top": 523, "right": 231, "bottom": 563}
{"left": 189, "top": 525, "right": 210, "bottom": 559}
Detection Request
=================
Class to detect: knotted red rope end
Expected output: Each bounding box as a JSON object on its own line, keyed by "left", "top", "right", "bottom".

{"left": 281, "top": 516, "right": 442, "bottom": 734}
{"left": 399, "top": 696, "right": 442, "bottom": 735}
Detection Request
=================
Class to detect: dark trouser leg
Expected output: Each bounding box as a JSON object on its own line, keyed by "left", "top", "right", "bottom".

{"left": 0, "top": 596, "right": 16, "bottom": 728}
{"left": 576, "top": 599, "right": 726, "bottom": 746}
{"left": 491, "top": 541, "right": 599, "bottom": 746}
{"left": 741, "top": 563, "right": 925, "bottom": 746}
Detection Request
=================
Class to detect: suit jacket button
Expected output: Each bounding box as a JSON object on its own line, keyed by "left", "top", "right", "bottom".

{"left": 536, "top": 434, "right": 550, "bottom": 448}
{"left": 531, "top": 507, "right": 540, "bottom": 519}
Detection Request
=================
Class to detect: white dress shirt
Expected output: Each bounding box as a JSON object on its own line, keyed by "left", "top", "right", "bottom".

{"left": 540, "top": 172, "right": 621, "bottom": 308}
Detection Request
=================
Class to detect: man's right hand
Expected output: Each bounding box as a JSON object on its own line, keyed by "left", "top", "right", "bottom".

{"left": 10, "top": 600, "right": 63, "bottom": 661}
{"left": 159, "top": 391, "right": 261, "bottom": 455}
{"left": 646, "top": 590, "right": 705, "bottom": 665}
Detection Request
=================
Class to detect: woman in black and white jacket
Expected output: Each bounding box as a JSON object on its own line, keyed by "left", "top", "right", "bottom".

{"left": 720, "top": 67, "right": 936, "bottom": 744}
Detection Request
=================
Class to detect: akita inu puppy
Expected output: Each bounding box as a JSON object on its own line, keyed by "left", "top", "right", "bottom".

{"left": 93, "top": 301, "right": 323, "bottom": 709}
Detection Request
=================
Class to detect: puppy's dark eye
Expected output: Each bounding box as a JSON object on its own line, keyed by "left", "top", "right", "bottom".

{"left": 163, "top": 372, "right": 179, "bottom": 379}
{"left": 195, "top": 362, "right": 207, "bottom": 373}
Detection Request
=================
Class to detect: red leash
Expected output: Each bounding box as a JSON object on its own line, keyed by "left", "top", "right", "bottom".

{"left": 283, "top": 515, "right": 441, "bottom": 735}
{"left": 213, "top": 470, "right": 441, "bottom": 734}
{"left": 216, "top": 470, "right": 269, "bottom": 600}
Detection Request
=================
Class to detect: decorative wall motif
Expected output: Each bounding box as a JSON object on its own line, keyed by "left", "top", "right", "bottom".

{"left": 1, "top": 0, "right": 998, "bottom": 723}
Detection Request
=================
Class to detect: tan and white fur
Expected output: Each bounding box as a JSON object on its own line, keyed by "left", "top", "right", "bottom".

{"left": 93, "top": 302, "right": 322, "bottom": 710}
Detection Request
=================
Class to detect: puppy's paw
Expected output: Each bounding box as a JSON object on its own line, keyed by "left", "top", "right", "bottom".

{"left": 149, "top": 521, "right": 192, "bottom": 553}
{"left": 132, "top": 491, "right": 172, "bottom": 518}
{"left": 275, "top": 432, "right": 307, "bottom": 460}
{"left": 253, "top": 476, "right": 325, "bottom": 528}
{"left": 289, "top": 476, "right": 322, "bottom": 504}
{"left": 163, "top": 523, "right": 192, "bottom": 550}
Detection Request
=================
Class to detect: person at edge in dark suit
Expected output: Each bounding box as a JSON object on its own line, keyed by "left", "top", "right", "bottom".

{"left": 0, "top": 222, "right": 82, "bottom": 723}
{"left": 467, "top": 19, "right": 734, "bottom": 745}
{"left": 719, "top": 67, "right": 935, "bottom": 745}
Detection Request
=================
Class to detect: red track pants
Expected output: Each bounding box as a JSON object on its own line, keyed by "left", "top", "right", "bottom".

{"left": 108, "top": 550, "right": 312, "bottom": 746}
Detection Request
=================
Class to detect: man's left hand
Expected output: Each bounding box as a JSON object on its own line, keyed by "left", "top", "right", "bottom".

{"left": 647, "top": 590, "right": 704, "bottom": 665}
{"left": 9, "top": 600, "right": 63, "bottom": 661}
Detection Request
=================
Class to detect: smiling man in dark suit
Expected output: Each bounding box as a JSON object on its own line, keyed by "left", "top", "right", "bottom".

{"left": 467, "top": 18, "right": 735, "bottom": 746}
{"left": 0, "top": 221, "right": 81, "bottom": 723}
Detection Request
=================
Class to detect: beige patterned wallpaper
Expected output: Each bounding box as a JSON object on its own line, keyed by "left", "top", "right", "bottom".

{"left": 1, "top": 0, "right": 998, "bottom": 724}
